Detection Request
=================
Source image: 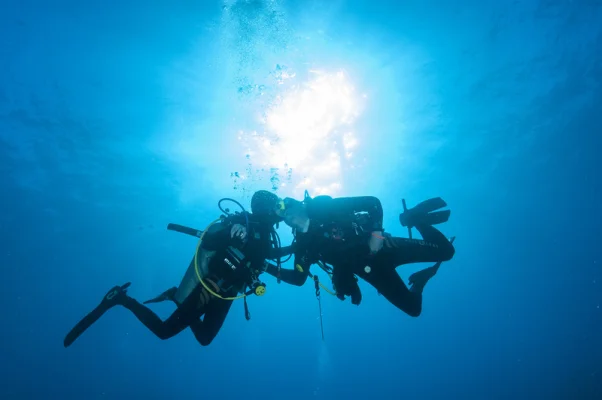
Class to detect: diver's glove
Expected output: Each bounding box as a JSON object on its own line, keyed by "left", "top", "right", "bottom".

{"left": 332, "top": 267, "right": 362, "bottom": 305}
{"left": 198, "top": 278, "right": 220, "bottom": 307}
{"left": 230, "top": 223, "right": 247, "bottom": 240}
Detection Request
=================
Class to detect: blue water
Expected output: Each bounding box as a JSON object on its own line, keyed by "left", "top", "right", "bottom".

{"left": 1, "top": 1, "right": 601, "bottom": 399}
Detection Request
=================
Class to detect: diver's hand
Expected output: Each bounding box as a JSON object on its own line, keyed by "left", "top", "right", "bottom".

{"left": 332, "top": 270, "right": 362, "bottom": 305}
{"left": 198, "top": 279, "right": 220, "bottom": 307}
{"left": 230, "top": 224, "right": 247, "bottom": 240}
{"left": 198, "top": 287, "right": 212, "bottom": 306}
{"left": 369, "top": 231, "right": 384, "bottom": 254}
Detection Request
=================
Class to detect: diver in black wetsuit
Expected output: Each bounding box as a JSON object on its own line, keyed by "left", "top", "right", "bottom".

{"left": 265, "top": 194, "right": 456, "bottom": 317}
{"left": 63, "top": 191, "right": 284, "bottom": 348}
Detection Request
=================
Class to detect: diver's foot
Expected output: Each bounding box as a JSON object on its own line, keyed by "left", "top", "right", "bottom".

{"left": 143, "top": 287, "right": 177, "bottom": 305}
{"left": 101, "top": 282, "right": 131, "bottom": 307}
{"left": 409, "top": 266, "right": 439, "bottom": 293}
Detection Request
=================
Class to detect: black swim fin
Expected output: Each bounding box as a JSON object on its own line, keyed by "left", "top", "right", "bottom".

{"left": 411, "top": 197, "right": 447, "bottom": 214}
{"left": 400, "top": 198, "right": 451, "bottom": 238}
{"left": 143, "top": 287, "right": 177, "bottom": 305}
{"left": 63, "top": 282, "right": 131, "bottom": 348}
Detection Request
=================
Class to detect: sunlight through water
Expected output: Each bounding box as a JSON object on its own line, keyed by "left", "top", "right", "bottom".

{"left": 235, "top": 70, "right": 365, "bottom": 198}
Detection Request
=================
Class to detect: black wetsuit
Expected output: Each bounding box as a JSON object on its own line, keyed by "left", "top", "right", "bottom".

{"left": 266, "top": 195, "right": 455, "bottom": 317}
{"left": 64, "top": 214, "right": 274, "bottom": 348}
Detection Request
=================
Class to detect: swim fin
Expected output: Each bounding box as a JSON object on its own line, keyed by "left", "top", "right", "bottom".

{"left": 63, "top": 282, "right": 131, "bottom": 348}
{"left": 400, "top": 198, "right": 451, "bottom": 238}
{"left": 143, "top": 287, "right": 178, "bottom": 305}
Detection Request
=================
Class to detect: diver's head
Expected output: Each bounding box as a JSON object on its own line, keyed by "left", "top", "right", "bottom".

{"left": 279, "top": 197, "right": 309, "bottom": 233}
{"left": 250, "top": 190, "right": 284, "bottom": 225}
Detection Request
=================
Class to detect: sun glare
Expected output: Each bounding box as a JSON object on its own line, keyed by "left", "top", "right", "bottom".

{"left": 238, "top": 70, "right": 364, "bottom": 198}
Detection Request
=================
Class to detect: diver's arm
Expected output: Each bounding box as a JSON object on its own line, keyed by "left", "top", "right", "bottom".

{"left": 265, "top": 254, "right": 310, "bottom": 286}
{"left": 307, "top": 195, "right": 384, "bottom": 231}
{"left": 268, "top": 243, "right": 297, "bottom": 259}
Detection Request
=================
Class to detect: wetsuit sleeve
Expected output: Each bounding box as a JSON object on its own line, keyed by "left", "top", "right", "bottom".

{"left": 307, "top": 195, "right": 384, "bottom": 231}
{"left": 268, "top": 243, "right": 297, "bottom": 259}
{"left": 265, "top": 253, "right": 311, "bottom": 286}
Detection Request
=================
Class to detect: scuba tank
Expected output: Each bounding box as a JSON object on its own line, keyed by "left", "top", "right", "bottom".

{"left": 172, "top": 221, "right": 222, "bottom": 305}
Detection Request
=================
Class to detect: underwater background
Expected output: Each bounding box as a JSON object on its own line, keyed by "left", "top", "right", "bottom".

{"left": 1, "top": 0, "right": 601, "bottom": 399}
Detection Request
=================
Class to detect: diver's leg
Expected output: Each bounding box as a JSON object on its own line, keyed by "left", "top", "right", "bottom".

{"left": 120, "top": 298, "right": 190, "bottom": 340}
{"left": 360, "top": 232, "right": 454, "bottom": 310}
{"left": 356, "top": 268, "right": 422, "bottom": 317}
{"left": 188, "top": 298, "right": 234, "bottom": 346}
{"left": 408, "top": 236, "right": 456, "bottom": 289}
{"left": 143, "top": 287, "right": 178, "bottom": 305}
{"left": 377, "top": 225, "right": 454, "bottom": 266}
{"left": 120, "top": 286, "right": 204, "bottom": 340}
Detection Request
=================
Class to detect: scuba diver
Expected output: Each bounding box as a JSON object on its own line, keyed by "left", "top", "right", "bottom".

{"left": 264, "top": 193, "right": 456, "bottom": 317}
{"left": 63, "top": 191, "right": 287, "bottom": 348}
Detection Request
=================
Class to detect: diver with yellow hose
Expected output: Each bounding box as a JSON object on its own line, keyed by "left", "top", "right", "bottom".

{"left": 63, "top": 190, "right": 288, "bottom": 348}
